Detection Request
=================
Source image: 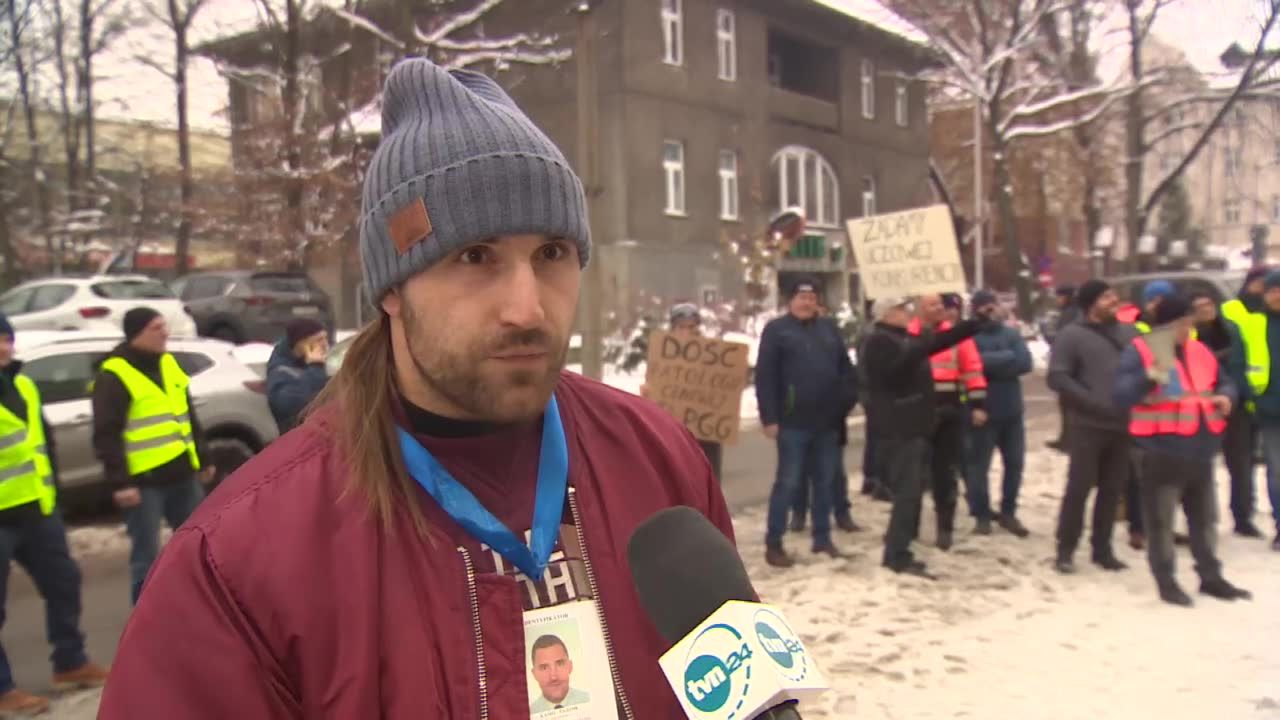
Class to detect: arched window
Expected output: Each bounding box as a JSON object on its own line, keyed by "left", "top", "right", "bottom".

{"left": 771, "top": 146, "right": 839, "bottom": 228}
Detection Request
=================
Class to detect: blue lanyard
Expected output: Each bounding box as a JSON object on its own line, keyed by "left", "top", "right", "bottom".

{"left": 397, "top": 396, "right": 569, "bottom": 581}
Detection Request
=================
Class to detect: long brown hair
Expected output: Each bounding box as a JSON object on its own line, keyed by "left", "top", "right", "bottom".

{"left": 308, "top": 315, "right": 428, "bottom": 535}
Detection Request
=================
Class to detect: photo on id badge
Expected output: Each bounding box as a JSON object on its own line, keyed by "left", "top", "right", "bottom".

{"left": 524, "top": 601, "right": 617, "bottom": 719}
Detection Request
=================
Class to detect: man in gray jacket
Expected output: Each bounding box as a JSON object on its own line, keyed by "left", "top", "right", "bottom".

{"left": 1047, "top": 279, "right": 1137, "bottom": 574}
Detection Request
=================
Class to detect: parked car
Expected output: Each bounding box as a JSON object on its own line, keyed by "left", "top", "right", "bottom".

{"left": 13, "top": 331, "right": 279, "bottom": 515}
{"left": 0, "top": 274, "right": 198, "bottom": 336}
{"left": 170, "top": 270, "right": 335, "bottom": 345}
{"left": 1107, "top": 270, "right": 1249, "bottom": 307}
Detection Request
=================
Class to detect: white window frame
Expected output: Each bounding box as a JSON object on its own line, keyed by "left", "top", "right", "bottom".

{"left": 772, "top": 146, "right": 839, "bottom": 228}
{"left": 862, "top": 176, "right": 877, "bottom": 217}
{"left": 661, "top": 0, "right": 683, "bottom": 66}
{"left": 860, "top": 60, "right": 875, "bottom": 119}
{"left": 1225, "top": 197, "right": 1242, "bottom": 224}
{"left": 894, "top": 81, "right": 908, "bottom": 127}
{"left": 716, "top": 9, "right": 736, "bottom": 82}
{"left": 663, "top": 140, "right": 686, "bottom": 216}
{"left": 719, "top": 149, "right": 739, "bottom": 221}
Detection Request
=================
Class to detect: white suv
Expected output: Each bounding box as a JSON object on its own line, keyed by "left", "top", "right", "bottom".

{"left": 0, "top": 275, "right": 198, "bottom": 336}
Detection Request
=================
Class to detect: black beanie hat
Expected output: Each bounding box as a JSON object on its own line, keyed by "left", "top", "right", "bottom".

{"left": 123, "top": 307, "right": 162, "bottom": 341}
{"left": 285, "top": 318, "right": 326, "bottom": 348}
{"left": 1152, "top": 294, "right": 1192, "bottom": 326}
{"left": 0, "top": 314, "right": 13, "bottom": 340}
{"left": 1075, "top": 279, "right": 1110, "bottom": 311}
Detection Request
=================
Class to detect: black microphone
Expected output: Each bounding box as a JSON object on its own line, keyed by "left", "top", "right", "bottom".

{"left": 628, "top": 506, "right": 824, "bottom": 719}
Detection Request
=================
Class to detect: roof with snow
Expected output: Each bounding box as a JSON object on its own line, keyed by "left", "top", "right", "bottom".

{"left": 809, "top": 0, "right": 929, "bottom": 47}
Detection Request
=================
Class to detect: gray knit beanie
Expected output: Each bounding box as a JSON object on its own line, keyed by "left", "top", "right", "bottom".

{"left": 359, "top": 59, "right": 591, "bottom": 300}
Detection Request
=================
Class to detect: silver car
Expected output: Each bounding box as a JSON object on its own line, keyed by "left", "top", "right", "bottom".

{"left": 14, "top": 332, "right": 279, "bottom": 514}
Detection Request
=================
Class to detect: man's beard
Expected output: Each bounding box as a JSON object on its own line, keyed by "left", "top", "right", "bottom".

{"left": 401, "top": 301, "right": 567, "bottom": 422}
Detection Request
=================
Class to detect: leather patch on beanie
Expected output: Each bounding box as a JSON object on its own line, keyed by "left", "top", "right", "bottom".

{"left": 388, "top": 198, "right": 433, "bottom": 255}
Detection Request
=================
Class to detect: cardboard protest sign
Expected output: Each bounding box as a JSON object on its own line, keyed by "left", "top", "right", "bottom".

{"left": 846, "top": 204, "right": 966, "bottom": 299}
{"left": 644, "top": 332, "right": 749, "bottom": 445}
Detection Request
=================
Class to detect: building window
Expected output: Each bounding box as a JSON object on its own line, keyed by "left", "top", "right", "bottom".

{"left": 1273, "top": 139, "right": 1280, "bottom": 164}
{"left": 1225, "top": 197, "right": 1242, "bottom": 224}
{"left": 862, "top": 176, "right": 877, "bottom": 216}
{"left": 1273, "top": 194, "right": 1280, "bottom": 222}
{"left": 663, "top": 140, "right": 686, "bottom": 216}
{"left": 772, "top": 146, "right": 839, "bottom": 227}
{"left": 716, "top": 9, "right": 736, "bottom": 82}
{"left": 719, "top": 150, "right": 739, "bottom": 220}
{"left": 1226, "top": 146, "right": 1241, "bottom": 176}
{"left": 894, "top": 81, "right": 908, "bottom": 127}
{"left": 860, "top": 60, "right": 875, "bottom": 119}
{"left": 661, "top": 0, "right": 683, "bottom": 66}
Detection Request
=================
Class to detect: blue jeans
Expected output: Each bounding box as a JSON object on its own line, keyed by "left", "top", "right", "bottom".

{"left": 123, "top": 479, "right": 204, "bottom": 605}
{"left": 766, "top": 428, "right": 838, "bottom": 548}
{"left": 0, "top": 511, "right": 87, "bottom": 693}
{"left": 965, "top": 416, "right": 1026, "bottom": 520}
{"left": 1257, "top": 425, "right": 1280, "bottom": 531}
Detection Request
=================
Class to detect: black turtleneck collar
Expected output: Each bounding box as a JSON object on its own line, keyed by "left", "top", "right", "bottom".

{"left": 400, "top": 394, "right": 504, "bottom": 438}
{"left": 115, "top": 341, "right": 164, "bottom": 371}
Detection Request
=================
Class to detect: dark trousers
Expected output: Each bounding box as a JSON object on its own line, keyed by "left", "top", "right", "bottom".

{"left": 1221, "top": 407, "right": 1257, "bottom": 527}
{"left": 1126, "top": 459, "right": 1144, "bottom": 535}
{"left": 965, "top": 415, "right": 1026, "bottom": 520}
{"left": 123, "top": 478, "right": 204, "bottom": 605}
{"left": 792, "top": 445, "right": 852, "bottom": 520}
{"left": 862, "top": 415, "right": 884, "bottom": 493}
{"left": 765, "top": 428, "right": 838, "bottom": 548}
{"left": 1139, "top": 449, "right": 1224, "bottom": 587}
{"left": 0, "top": 511, "right": 88, "bottom": 693}
{"left": 698, "top": 441, "right": 723, "bottom": 483}
{"left": 882, "top": 436, "right": 929, "bottom": 569}
{"left": 923, "top": 408, "right": 964, "bottom": 533}
{"left": 1055, "top": 424, "right": 1129, "bottom": 557}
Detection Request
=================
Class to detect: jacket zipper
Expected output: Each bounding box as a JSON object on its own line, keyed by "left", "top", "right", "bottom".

{"left": 457, "top": 546, "right": 489, "bottom": 720}
{"left": 567, "top": 487, "right": 635, "bottom": 720}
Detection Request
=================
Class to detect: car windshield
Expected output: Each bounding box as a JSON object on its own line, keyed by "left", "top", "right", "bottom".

{"left": 250, "top": 275, "right": 311, "bottom": 294}
{"left": 91, "top": 280, "right": 175, "bottom": 300}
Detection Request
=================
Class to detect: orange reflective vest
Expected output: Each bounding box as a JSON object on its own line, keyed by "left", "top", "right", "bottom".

{"left": 1129, "top": 337, "right": 1227, "bottom": 437}
{"left": 907, "top": 318, "right": 987, "bottom": 400}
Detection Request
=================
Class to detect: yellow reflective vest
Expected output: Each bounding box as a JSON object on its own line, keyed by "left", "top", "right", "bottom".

{"left": 1222, "top": 298, "right": 1269, "bottom": 396}
{"left": 100, "top": 354, "right": 201, "bottom": 477}
{"left": 0, "top": 374, "right": 55, "bottom": 515}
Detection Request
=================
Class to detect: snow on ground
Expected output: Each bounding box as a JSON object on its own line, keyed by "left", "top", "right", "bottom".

{"left": 734, "top": 449, "right": 1280, "bottom": 719}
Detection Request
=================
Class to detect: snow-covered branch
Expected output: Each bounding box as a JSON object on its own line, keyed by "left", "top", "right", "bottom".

{"left": 1142, "top": 120, "right": 1208, "bottom": 152}
{"left": 444, "top": 47, "right": 571, "bottom": 70}
{"left": 996, "top": 80, "right": 1118, "bottom": 137}
{"left": 414, "top": 0, "right": 502, "bottom": 47}
{"left": 328, "top": 7, "right": 401, "bottom": 50}
{"left": 1003, "top": 88, "right": 1118, "bottom": 141}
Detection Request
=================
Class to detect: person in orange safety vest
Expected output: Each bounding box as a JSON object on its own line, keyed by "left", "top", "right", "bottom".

{"left": 907, "top": 293, "right": 987, "bottom": 550}
{"left": 1112, "top": 293, "right": 1252, "bottom": 607}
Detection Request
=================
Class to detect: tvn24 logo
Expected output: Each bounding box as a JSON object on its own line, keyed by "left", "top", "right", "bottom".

{"left": 680, "top": 611, "right": 809, "bottom": 719}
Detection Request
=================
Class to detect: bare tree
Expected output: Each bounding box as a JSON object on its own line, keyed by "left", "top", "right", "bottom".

{"left": 894, "top": 0, "right": 1122, "bottom": 315}
{"left": 1122, "top": 0, "right": 1280, "bottom": 267}
{"left": 135, "top": 0, "right": 207, "bottom": 275}
{"left": 5, "top": 0, "right": 56, "bottom": 268}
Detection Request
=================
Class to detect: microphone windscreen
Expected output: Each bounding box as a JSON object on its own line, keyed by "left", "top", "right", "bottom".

{"left": 626, "top": 506, "right": 758, "bottom": 645}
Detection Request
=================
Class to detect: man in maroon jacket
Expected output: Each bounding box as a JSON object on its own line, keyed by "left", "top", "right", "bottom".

{"left": 99, "top": 59, "right": 731, "bottom": 719}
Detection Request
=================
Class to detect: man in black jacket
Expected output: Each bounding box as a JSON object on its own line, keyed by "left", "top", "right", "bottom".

{"left": 861, "top": 296, "right": 987, "bottom": 578}
{"left": 92, "top": 308, "right": 216, "bottom": 604}
{"left": 0, "top": 316, "right": 109, "bottom": 715}
{"left": 756, "top": 278, "right": 856, "bottom": 567}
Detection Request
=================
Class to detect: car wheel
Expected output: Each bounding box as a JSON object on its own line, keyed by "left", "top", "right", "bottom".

{"left": 204, "top": 437, "right": 255, "bottom": 488}
{"left": 210, "top": 325, "right": 243, "bottom": 345}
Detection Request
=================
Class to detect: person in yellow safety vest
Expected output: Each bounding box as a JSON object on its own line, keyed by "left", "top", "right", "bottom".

{"left": 1218, "top": 266, "right": 1269, "bottom": 538}
{"left": 0, "top": 315, "right": 109, "bottom": 716}
{"left": 91, "top": 307, "right": 217, "bottom": 606}
{"left": 1111, "top": 294, "right": 1253, "bottom": 606}
{"left": 1240, "top": 270, "right": 1280, "bottom": 552}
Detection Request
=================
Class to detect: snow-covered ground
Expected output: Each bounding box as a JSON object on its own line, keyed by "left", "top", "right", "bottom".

{"left": 735, "top": 450, "right": 1280, "bottom": 719}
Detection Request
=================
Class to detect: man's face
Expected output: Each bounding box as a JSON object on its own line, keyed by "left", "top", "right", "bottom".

{"left": 294, "top": 331, "right": 329, "bottom": 359}
{"left": 383, "top": 234, "right": 580, "bottom": 423}
{"left": 671, "top": 319, "right": 701, "bottom": 340}
{"left": 789, "top": 290, "right": 818, "bottom": 320}
{"left": 975, "top": 303, "right": 1001, "bottom": 322}
{"left": 532, "top": 644, "right": 573, "bottom": 703}
{"left": 1091, "top": 289, "right": 1120, "bottom": 321}
{"left": 881, "top": 304, "right": 911, "bottom": 328}
{"left": 1191, "top": 297, "right": 1217, "bottom": 324}
{"left": 1265, "top": 286, "right": 1280, "bottom": 312}
{"left": 918, "top": 294, "right": 944, "bottom": 325}
{"left": 1056, "top": 294, "right": 1070, "bottom": 308}
{"left": 132, "top": 317, "right": 169, "bottom": 354}
{"left": 1145, "top": 296, "right": 1164, "bottom": 316}
{"left": 1247, "top": 278, "right": 1266, "bottom": 297}
{"left": 0, "top": 334, "right": 12, "bottom": 368}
